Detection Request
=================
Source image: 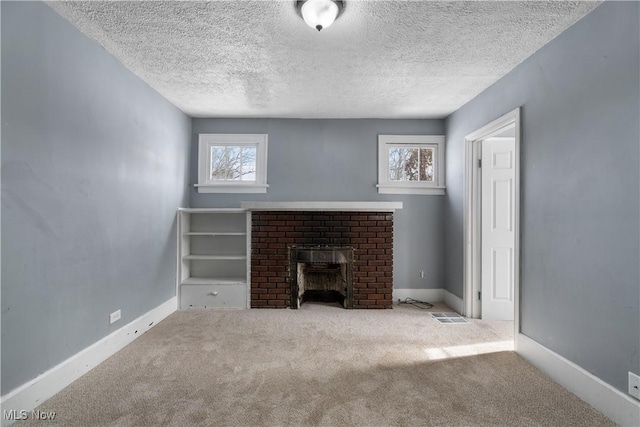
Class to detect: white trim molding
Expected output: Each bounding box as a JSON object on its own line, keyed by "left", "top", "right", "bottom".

{"left": 376, "top": 184, "right": 445, "bottom": 196}
{"left": 241, "top": 201, "right": 403, "bottom": 212}
{"left": 195, "top": 183, "right": 268, "bottom": 194}
{"left": 518, "top": 333, "right": 640, "bottom": 427}
{"left": 378, "top": 135, "right": 446, "bottom": 195}
{"left": 197, "top": 133, "right": 268, "bottom": 194}
{"left": 178, "top": 207, "right": 247, "bottom": 213}
{"left": 463, "top": 108, "right": 521, "bottom": 327}
{"left": 393, "top": 289, "right": 463, "bottom": 313}
{"left": 443, "top": 290, "right": 464, "bottom": 314}
{"left": 393, "top": 288, "right": 444, "bottom": 303}
{"left": 0, "top": 297, "right": 177, "bottom": 426}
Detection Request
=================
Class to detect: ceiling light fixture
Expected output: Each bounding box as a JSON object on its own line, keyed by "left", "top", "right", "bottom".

{"left": 297, "top": 0, "right": 343, "bottom": 32}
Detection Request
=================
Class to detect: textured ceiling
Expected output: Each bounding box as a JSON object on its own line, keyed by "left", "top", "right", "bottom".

{"left": 48, "top": 1, "right": 600, "bottom": 119}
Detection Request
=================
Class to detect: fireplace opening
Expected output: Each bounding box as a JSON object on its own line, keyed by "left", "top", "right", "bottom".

{"left": 289, "top": 246, "right": 354, "bottom": 309}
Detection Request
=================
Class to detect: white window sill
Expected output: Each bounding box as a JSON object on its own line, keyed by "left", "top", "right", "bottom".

{"left": 376, "top": 184, "right": 445, "bottom": 196}
{"left": 195, "top": 184, "right": 269, "bottom": 194}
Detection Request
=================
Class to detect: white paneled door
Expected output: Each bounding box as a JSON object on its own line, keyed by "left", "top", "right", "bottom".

{"left": 481, "top": 137, "right": 516, "bottom": 321}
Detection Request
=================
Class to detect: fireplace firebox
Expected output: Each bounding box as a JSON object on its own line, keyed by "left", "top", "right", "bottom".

{"left": 289, "top": 246, "right": 354, "bottom": 309}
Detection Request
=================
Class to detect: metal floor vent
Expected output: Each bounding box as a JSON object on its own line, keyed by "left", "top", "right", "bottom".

{"left": 431, "top": 313, "right": 469, "bottom": 324}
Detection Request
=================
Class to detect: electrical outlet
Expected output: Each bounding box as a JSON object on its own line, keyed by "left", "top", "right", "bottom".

{"left": 629, "top": 372, "right": 640, "bottom": 400}
{"left": 419, "top": 270, "right": 425, "bottom": 279}
{"left": 110, "top": 309, "right": 121, "bottom": 325}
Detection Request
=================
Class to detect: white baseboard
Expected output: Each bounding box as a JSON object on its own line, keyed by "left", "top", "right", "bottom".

{"left": 443, "top": 290, "right": 463, "bottom": 314}
{"left": 517, "top": 333, "right": 640, "bottom": 427}
{"left": 0, "top": 297, "right": 177, "bottom": 426}
{"left": 393, "top": 288, "right": 443, "bottom": 303}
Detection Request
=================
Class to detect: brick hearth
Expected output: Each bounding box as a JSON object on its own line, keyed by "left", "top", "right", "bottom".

{"left": 251, "top": 211, "right": 393, "bottom": 309}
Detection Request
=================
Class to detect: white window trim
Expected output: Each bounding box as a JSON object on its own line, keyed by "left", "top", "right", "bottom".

{"left": 197, "top": 134, "right": 268, "bottom": 194}
{"left": 377, "top": 135, "right": 446, "bottom": 195}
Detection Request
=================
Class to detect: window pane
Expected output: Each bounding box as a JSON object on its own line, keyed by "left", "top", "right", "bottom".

{"left": 419, "top": 148, "right": 434, "bottom": 182}
{"left": 404, "top": 148, "right": 420, "bottom": 181}
{"left": 210, "top": 146, "right": 228, "bottom": 180}
{"left": 240, "top": 146, "right": 257, "bottom": 181}
{"left": 389, "top": 147, "right": 405, "bottom": 181}
{"left": 226, "top": 146, "right": 242, "bottom": 180}
{"left": 388, "top": 146, "right": 435, "bottom": 182}
{"left": 210, "top": 145, "right": 257, "bottom": 182}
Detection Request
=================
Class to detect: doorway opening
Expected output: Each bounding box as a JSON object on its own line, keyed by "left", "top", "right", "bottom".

{"left": 463, "top": 108, "right": 521, "bottom": 335}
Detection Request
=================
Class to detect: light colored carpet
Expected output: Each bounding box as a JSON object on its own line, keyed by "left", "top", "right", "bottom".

{"left": 20, "top": 302, "right": 613, "bottom": 426}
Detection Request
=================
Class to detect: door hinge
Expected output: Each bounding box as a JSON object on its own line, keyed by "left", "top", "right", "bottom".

{"left": 478, "top": 159, "right": 482, "bottom": 168}
{"left": 478, "top": 291, "right": 482, "bottom": 300}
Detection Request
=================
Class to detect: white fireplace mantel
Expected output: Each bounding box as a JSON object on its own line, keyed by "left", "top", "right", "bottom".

{"left": 240, "top": 201, "right": 402, "bottom": 212}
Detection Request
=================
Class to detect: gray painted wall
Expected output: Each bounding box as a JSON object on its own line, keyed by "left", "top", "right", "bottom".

{"left": 444, "top": 2, "right": 639, "bottom": 393}
{"left": 1, "top": 2, "right": 191, "bottom": 394}
{"left": 191, "top": 119, "right": 446, "bottom": 293}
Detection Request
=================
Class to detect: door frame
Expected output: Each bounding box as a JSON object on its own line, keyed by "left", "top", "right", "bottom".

{"left": 462, "top": 108, "right": 521, "bottom": 336}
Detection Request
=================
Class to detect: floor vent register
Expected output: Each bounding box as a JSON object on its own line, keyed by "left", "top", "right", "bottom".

{"left": 431, "top": 312, "right": 469, "bottom": 324}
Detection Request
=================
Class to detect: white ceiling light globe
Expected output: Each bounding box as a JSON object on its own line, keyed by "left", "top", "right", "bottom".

{"left": 301, "top": 0, "right": 340, "bottom": 32}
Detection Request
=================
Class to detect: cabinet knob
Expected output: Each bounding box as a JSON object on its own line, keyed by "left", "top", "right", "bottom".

{"left": 209, "top": 291, "right": 218, "bottom": 296}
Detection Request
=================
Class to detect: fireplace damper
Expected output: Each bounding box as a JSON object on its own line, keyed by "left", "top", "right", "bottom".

{"left": 289, "top": 246, "right": 354, "bottom": 309}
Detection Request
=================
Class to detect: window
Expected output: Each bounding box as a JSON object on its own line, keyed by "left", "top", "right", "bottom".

{"left": 197, "top": 134, "right": 268, "bottom": 193}
{"left": 377, "top": 135, "right": 445, "bottom": 195}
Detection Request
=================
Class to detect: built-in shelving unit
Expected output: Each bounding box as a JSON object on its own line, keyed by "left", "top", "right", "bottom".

{"left": 177, "top": 208, "right": 250, "bottom": 309}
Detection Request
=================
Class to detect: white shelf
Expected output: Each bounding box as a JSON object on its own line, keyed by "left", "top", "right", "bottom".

{"left": 183, "top": 255, "right": 247, "bottom": 261}
{"left": 178, "top": 208, "right": 247, "bottom": 213}
{"left": 183, "top": 232, "right": 246, "bottom": 236}
{"left": 182, "top": 277, "right": 247, "bottom": 286}
{"left": 178, "top": 209, "right": 251, "bottom": 309}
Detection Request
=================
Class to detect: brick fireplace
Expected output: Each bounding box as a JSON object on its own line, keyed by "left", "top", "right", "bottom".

{"left": 250, "top": 210, "right": 395, "bottom": 309}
